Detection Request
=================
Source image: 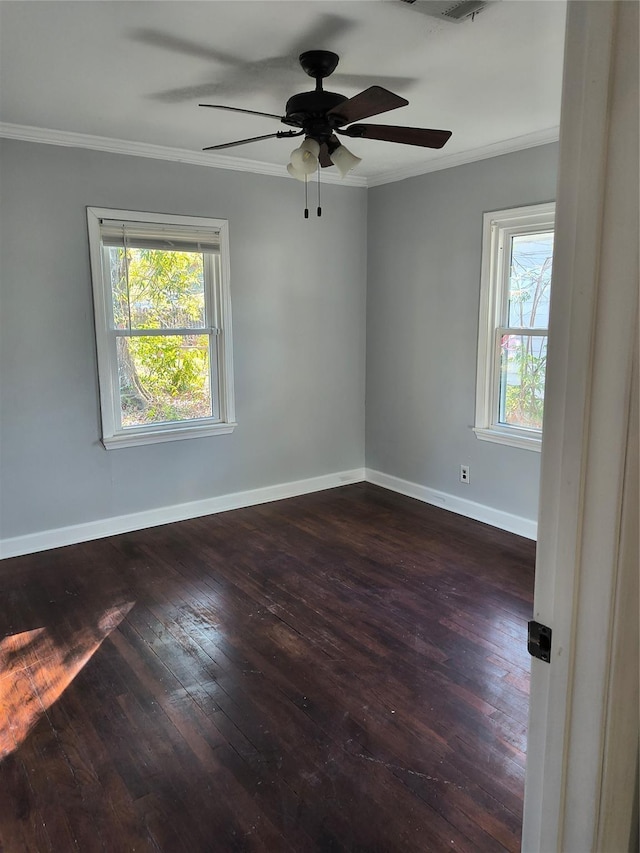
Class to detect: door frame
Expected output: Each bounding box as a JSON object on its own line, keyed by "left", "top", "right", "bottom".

{"left": 522, "top": 2, "right": 639, "bottom": 850}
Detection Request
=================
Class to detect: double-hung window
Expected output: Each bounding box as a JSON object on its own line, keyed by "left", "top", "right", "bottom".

{"left": 87, "top": 208, "right": 235, "bottom": 449}
{"left": 474, "top": 202, "right": 555, "bottom": 451}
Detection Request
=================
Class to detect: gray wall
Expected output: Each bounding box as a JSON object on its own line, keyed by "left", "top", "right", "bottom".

{"left": 365, "top": 143, "right": 559, "bottom": 522}
{"left": 0, "top": 140, "right": 367, "bottom": 539}
{"left": 0, "top": 138, "right": 558, "bottom": 544}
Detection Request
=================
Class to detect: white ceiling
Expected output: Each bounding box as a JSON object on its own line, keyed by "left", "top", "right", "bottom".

{"left": 0, "top": 0, "right": 566, "bottom": 185}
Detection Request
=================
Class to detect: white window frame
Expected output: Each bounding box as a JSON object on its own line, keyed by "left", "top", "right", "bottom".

{"left": 87, "top": 208, "right": 236, "bottom": 449}
{"left": 474, "top": 202, "right": 555, "bottom": 451}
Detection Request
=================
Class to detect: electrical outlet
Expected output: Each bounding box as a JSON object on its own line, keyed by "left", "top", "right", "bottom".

{"left": 460, "top": 465, "right": 470, "bottom": 484}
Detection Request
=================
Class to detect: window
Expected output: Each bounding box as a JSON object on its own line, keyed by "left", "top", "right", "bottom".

{"left": 474, "top": 202, "right": 555, "bottom": 451}
{"left": 87, "top": 208, "right": 235, "bottom": 449}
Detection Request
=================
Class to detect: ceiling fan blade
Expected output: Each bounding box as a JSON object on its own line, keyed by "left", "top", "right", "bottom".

{"left": 199, "top": 104, "right": 285, "bottom": 121}
{"left": 327, "top": 86, "right": 408, "bottom": 125}
{"left": 203, "top": 132, "right": 288, "bottom": 151}
{"left": 341, "top": 124, "right": 452, "bottom": 149}
{"left": 318, "top": 135, "right": 340, "bottom": 168}
{"left": 318, "top": 143, "right": 332, "bottom": 168}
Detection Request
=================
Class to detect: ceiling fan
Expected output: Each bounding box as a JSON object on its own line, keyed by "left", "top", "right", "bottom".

{"left": 200, "top": 50, "right": 452, "bottom": 181}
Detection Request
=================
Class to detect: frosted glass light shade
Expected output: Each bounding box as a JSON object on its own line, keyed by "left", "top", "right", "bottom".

{"left": 287, "top": 162, "right": 307, "bottom": 182}
{"left": 289, "top": 138, "right": 320, "bottom": 175}
{"left": 329, "top": 144, "right": 361, "bottom": 178}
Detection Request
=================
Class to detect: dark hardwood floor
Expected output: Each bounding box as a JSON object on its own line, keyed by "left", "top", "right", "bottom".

{"left": 0, "top": 483, "right": 535, "bottom": 852}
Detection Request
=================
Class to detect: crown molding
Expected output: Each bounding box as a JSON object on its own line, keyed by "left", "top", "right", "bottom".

{"left": 367, "top": 126, "right": 560, "bottom": 187}
{"left": 0, "top": 122, "right": 368, "bottom": 187}
{"left": 0, "top": 121, "right": 558, "bottom": 188}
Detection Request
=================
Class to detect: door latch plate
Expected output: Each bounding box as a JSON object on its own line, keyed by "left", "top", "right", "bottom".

{"left": 528, "top": 620, "right": 552, "bottom": 663}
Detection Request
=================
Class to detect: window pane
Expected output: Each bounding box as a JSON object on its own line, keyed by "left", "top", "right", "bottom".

{"left": 109, "top": 247, "right": 206, "bottom": 330}
{"left": 117, "top": 334, "right": 212, "bottom": 427}
{"left": 507, "top": 231, "right": 553, "bottom": 329}
{"left": 498, "top": 334, "right": 547, "bottom": 430}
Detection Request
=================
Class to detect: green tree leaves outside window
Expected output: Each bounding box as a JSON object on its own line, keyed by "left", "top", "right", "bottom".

{"left": 111, "top": 248, "right": 212, "bottom": 427}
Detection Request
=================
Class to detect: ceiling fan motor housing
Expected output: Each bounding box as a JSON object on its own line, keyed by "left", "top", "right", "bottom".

{"left": 285, "top": 90, "right": 349, "bottom": 139}
{"left": 284, "top": 51, "right": 349, "bottom": 141}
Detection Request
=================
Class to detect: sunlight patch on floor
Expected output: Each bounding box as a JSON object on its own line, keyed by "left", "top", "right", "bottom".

{"left": 0, "top": 601, "right": 134, "bottom": 758}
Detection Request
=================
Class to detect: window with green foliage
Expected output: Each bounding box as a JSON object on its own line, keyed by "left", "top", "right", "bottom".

{"left": 475, "top": 203, "right": 555, "bottom": 451}
{"left": 87, "top": 209, "right": 235, "bottom": 448}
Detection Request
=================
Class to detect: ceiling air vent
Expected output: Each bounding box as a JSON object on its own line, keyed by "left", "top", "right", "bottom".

{"left": 398, "top": 0, "right": 491, "bottom": 23}
{"left": 441, "top": 1, "right": 487, "bottom": 21}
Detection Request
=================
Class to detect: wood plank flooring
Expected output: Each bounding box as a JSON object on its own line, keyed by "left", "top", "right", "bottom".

{"left": 0, "top": 483, "right": 535, "bottom": 852}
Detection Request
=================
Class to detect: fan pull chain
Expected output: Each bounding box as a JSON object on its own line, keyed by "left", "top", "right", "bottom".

{"left": 317, "top": 166, "right": 322, "bottom": 217}
{"left": 304, "top": 175, "right": 309, "bottom": 219}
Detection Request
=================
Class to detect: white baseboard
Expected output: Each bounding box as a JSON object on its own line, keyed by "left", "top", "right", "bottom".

{"left": 365, "top": 468, "right": 537, "bottom": 540}
{"left": 0, "top": 469, "right": 366, "bottom": 559}
{"left": 0, "top": 465, "right": 537, "bottom": 559}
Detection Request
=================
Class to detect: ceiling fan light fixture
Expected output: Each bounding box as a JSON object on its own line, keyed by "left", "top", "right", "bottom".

{"left": 329, "top": 143, "right": 362, "bottom": 178}
{"left": 289, "top": 138, "right": 320, "bottom": 175}
{"left": 200, "top": 50, "right": 452, "bottom": 210}
{"left": 287, "top": 161, "right": 308, "bottom": 182}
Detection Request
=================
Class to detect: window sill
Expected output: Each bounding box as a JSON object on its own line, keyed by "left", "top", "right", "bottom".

{"left": 102, "top": 422, "right": 237, "bottom": 450}
{"left": 473, "top": 426, "right": 542, "bottom": 452}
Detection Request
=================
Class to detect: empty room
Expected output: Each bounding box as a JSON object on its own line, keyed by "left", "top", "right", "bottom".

{"left": 0, "top": 2, "right": 637, "bottom": 851}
